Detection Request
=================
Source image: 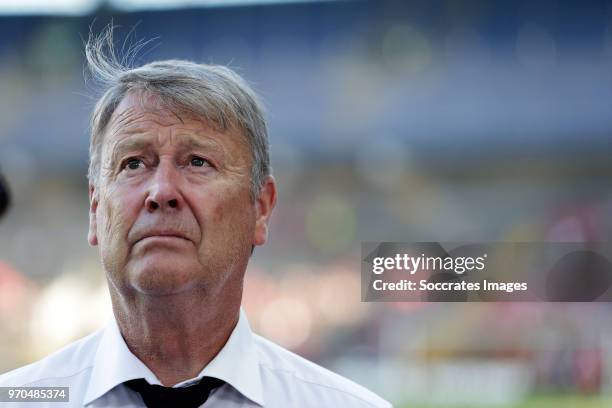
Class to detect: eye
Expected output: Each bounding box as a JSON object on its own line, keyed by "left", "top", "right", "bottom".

{"left": 123, "top": 158, "right": 144, "bottom": 170}
{"left": 190, "top": 156, "right": 209, "bottom": 167}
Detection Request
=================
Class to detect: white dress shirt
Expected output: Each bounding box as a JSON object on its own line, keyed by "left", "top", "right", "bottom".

{"left": 0, "top": 309, "right": 391, "bottom": 407}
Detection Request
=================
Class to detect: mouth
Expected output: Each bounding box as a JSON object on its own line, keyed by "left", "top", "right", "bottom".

{"left": 135, "top": 232, "right": 192, "bottom": 245}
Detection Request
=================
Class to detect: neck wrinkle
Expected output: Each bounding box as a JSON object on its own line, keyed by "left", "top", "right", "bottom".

{"left": 110, "top": 281, "right": 242, "bottom": 386}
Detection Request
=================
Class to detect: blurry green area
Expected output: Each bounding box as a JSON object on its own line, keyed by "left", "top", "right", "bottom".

{"left": 0, "top": 2, "right": 612, "bottom": 407}
{"left": 402, "top": 395, "right": 612, "bottom": 408}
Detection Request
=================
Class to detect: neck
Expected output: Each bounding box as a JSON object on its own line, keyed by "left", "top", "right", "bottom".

{"left": 111, "top": 283, "right": 242, "bottom": 386}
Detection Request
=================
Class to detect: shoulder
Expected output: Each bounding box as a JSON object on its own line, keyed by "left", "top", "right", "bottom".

{"left": 253, "top": 334, "right": 392, "bottom": 408}
{"left": 0, "top": 329, "right": 102, "bottom": 387}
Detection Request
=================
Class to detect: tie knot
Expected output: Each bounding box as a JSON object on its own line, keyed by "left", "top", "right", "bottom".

{"left": 125, "top": 377, "right": 225, "bottom": 408}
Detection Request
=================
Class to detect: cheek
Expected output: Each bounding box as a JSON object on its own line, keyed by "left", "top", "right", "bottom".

{"left": 98, "top": 188, "right": 140, "bottom": 241}
{"left": 213, "top": 202, "right": 224, "bottom": 222}
{"left": 201, "top": 185, "right": 247, "bottom": 222}
{"left": 93, "top": 196, "right": 111, "bottom": 245}
{"left": 200, "top": 188, "right": 255, "bottom": 233}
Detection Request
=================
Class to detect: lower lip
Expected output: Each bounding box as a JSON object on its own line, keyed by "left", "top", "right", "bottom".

{"left": 137, "top": 236, "right": 190, "bottom": 245}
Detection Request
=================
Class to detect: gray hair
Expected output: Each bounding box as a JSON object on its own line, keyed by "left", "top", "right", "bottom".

{"left": 85, "top": 27, "right": 270, "bottom": 197}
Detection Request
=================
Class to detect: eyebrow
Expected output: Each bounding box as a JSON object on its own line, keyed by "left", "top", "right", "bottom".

{"left": 108, "top": 132, "right": 225, "bottom": 170}
{"left": 108, "top": 135, "right": 151, "bottom": 170}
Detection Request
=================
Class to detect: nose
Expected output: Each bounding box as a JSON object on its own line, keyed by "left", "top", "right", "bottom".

{"left": 145, "top": 162, "right": 183, "bottom": 213}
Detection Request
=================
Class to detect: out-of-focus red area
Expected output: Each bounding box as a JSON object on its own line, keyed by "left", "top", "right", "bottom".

{"left": 1, "top": 1, "right": 612, "bottom": 406}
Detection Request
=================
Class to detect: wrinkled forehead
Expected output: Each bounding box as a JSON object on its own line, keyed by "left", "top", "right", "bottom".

{"left": 107, "top": 92, "right": 209, "bottom": 135}
{"left": 100, "top": 91, "right": 249, "bottom": 156}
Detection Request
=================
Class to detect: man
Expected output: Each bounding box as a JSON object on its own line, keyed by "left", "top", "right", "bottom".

{"left": 0, "top": 29, "right": 391, "bottom": 408}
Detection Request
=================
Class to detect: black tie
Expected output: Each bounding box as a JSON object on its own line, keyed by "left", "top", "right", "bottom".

{"left": 124, "top": 377, "right": 225, "bottom": 408}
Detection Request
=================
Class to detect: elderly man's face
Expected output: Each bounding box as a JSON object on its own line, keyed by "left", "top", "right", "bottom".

{"left": 87, "top": 93, "right": 275, "bottom": 297}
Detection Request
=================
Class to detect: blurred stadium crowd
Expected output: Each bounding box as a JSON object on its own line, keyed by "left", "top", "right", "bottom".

{"left": 1, "top": 1, "right": 612, "bottom": 406}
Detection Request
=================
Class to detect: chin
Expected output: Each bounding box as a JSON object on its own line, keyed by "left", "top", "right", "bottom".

{"left": 128, "top": 258, "right": 203, "bottom": 296}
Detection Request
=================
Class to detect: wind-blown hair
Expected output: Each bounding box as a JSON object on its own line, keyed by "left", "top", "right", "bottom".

{"left": 85, "top": 26, "right": 270, "bottom": 197}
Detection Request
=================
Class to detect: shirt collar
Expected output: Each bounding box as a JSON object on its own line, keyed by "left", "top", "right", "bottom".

{"left": 84, "top": 308, "right": 264, "bottom": 406}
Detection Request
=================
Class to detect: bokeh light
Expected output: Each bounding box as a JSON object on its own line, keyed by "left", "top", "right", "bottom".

{"left": 0, "top": 2, "right": 611, "bottom": 407}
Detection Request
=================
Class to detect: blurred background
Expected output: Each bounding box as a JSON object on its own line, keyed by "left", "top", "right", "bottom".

{"left": 0, "top": 0, "right": 612, "bottom": 406}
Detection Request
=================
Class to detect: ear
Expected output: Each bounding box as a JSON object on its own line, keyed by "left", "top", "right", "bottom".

{"left": 253, "top": 176, "right": 277, "bottom": 246}
{"left": 88, "top": 183, "right": 99, "bottom": 246}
